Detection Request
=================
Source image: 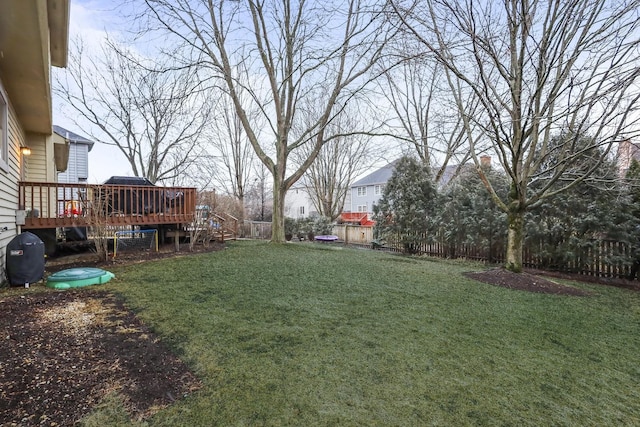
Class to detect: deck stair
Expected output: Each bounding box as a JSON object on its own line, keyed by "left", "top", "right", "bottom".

{"left": 192, "top": 212, "right": 238, "bottom": 243}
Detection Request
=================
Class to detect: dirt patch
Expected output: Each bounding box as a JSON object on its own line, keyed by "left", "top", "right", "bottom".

{"left": 0, "top": 290, "right": 201, "bottom": 426}
{"left": 465, "top": 268, "right": 592, "bottom": 296}
{"left": 0, "top": 243, "right": 225, "bottom": 426}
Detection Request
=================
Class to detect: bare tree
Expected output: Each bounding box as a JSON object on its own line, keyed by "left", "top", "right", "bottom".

{"left": 378, "top": 49, "right": 476, "bottom": 183}
{"left": 55, "top": 37, "right": 211, "bottom": 184}
{"left": 203, "top": 71, "right": 261, "bottom": 225}
{"left": 292, "top": 108, "right": 373, "bottom": 221}
{"left": 141, "top": 0, "right": 393, "bottom": 241}
{"left": 246, "top": 163, "right": 273, "bottom": 222}
{"left": 392, "top": 0, "right": 640, "bottom": 272}
{"left": 210, "top": 100, "right": 254, "bottom": 203}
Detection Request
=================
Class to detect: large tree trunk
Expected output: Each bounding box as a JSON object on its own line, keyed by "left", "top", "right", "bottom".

{"left": 237, "top": 195, "right": 246, "bottom": 238}
{"left": 505, "top": 207, "right": 525, "bottom": 273}
{"left": 271, "top": 175, "right": 286, "bottom": 243}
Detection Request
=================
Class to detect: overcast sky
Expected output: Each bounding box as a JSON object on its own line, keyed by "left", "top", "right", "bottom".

{"left": 52, "top": 0, "right": 132, "bottom": 184}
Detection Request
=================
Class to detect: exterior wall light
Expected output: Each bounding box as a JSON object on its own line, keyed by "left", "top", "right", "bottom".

{"left": 21, "top": 147, "right": 31, "bottom": 156}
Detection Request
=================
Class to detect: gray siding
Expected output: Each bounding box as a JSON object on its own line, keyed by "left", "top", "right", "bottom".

{"left": 58, "top": 143, "right": 89, "bottom": 183}
{"left": 349, "top": 183, "right": 384, "bottom": 214}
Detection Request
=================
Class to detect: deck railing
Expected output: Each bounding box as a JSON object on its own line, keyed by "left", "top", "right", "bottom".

{"left": 212, "top": 212, "right": 239, "bottom": 242}
{"left": 19, "top": 181, "right": 197, "bottom": 229}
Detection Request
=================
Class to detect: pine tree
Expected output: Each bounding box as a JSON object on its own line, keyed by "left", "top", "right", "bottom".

{"left": 373, "top": 156, "right": 438, "bottom": 254}
{"left": 623, "top": 159, "right": 640, "bottom": 279}
{"left": 437, "top": 166, "right": 508, "bottom": 261}
{"left": 526, "top": 134, "right": 636, "bottom": 271}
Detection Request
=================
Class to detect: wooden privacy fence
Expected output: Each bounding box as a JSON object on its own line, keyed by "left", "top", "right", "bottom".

{"left": 332, "top": 224, "right": 373, "bottom": 244}
{"left": 521, "top": 238, "right": 633, "bottom": 279}
{"left": 334, "top": 225, "right": 637, "bottom": 280}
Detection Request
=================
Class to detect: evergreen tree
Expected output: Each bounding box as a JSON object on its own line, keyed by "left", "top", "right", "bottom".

{"left": 623, "top": 159, "right": 640, "bottom": 279}
{"left": 437, "top": 165, "right": 509, "bottom": 261}
{"left": 526, "top": 133, "right": 636, "bottom": 271}
{"left": 373, "top": 156, "right": 438, "bottom": 254}
{"left": 626, "top": 159, "right": 640, "bottom": 218}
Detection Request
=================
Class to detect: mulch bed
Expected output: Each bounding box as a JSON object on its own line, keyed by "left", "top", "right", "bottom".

{"left": 465, "top": 268, "right": 593, "bottom": 296}
{"left": 0, "top": 243, "right": 224, "bottom": 426}
{"left": 0, "top": 290, "right": 201, "bottom": 426}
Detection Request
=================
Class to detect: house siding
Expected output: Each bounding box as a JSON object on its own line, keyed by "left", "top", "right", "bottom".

{"left": 24, "top": 134, "right": 50, "bottom": 182}
{"left": 0, "top": 1, "right": 70, "bottom": 282}
{"left": 57, "top": 140, "right": 90, "bottom": 214}
{"left": 285, "top": 185, "right": 317, "bottom": 219}
{"left": 0, "top": 91, "right": 26, "bottom": 276}
{"left": 58, "top": 143, "right": 89, "bottom": 183}
{"left": 345, "top": 160, "right": 468, "bottom": 214}
{"left": 345, "top": 161, "right": 397, "bottom": 214}
{"left": 349, "top": 184, "right": 381, "bottom": 214}
{"left": 25, "top": 132, "right": 59, "bottom": 218}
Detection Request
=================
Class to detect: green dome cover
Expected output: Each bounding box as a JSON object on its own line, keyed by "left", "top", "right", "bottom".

{"left": 47, "top": 267, "right": 115, "bottom": 290}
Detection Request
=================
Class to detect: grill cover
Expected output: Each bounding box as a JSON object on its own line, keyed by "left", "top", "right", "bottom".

{"left": 6, "top": 232, "right": 45, "bottom": 286}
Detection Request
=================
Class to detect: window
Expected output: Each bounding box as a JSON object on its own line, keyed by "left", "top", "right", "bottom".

{"left": 374, "top": 185, "right": 382, "bottom": 195}
{"left": 357, "top": 204, "right": 367, "bottom": 212}
{"left": 357, "top": 186, "right": 367, "bottom": 196}
{"left": 0, "top": 84, "right": 8, "bottom": 172}
{"left": 299, "top": 206, "right": 305, "bottom": 215}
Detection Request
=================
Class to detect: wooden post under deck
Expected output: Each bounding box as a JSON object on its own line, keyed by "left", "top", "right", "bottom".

{"left": 165, "top": 230, "right": 188, "bottom": 252}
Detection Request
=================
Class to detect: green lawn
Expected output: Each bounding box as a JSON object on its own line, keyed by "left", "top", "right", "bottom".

{"left": 86, "top": 240, "right": 640, "bottom": 426}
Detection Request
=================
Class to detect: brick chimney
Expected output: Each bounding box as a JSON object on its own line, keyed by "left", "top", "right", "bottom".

{"left": 617, "top": 139, "right": 633, "bottom": 177}
{"left": 480, "top": 155, "right": 491, "bottom": 168}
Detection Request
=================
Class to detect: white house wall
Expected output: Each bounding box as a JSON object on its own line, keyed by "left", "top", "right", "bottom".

{"left": 342, "top": 191, "right": 351, "bottom": 214}
{"left": 285, "top": 186, "right": 317, "bottom": 219}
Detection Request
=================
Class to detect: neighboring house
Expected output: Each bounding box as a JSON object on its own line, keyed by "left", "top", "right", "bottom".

{"left": 346, "top": 161, "right": 397, "bottom": 216}
{"left": 285, "top": 183, "right": 318, "bottom": 220}
{"left": 343, "top": 156, "right": 491, "bottom": 221}
{"left": 54, "top": 126, "right": 94, "bottom": 219}
{"left": 0, "top": 0, "right": 70, "bottom": 274}
{"left": 54, "top": 125, "right": 95, "bottom": 185}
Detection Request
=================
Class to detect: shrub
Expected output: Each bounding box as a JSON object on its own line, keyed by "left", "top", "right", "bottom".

{"left": 373, "top": 156, "right": 438, "bottom": 254}
{"left": 312, "top": 217, "right": 333, "bottom": 235}
{"left": 293, "top": 217, "right": 333, "bottom": 240}
{"left": 284, "top": 217, "right": 297, "bottom": 240}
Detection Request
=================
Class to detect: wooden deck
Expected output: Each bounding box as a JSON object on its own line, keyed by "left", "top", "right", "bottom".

{"left": 19, "top": 181, "right": 197, "bottom": 229}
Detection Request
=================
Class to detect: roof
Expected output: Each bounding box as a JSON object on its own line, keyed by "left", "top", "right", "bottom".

{"left": 103, "top": 176, "right": 155, "bottom": 186}
{"left": 352, "top": 159, "right": 472, "bottom": 189}
{"left": 352, "top": 160, "right": 399, "bottom": 186}
{"left": 53, "top": 125, "right": 95, "bottom": 151}
{"left": 438, "top": 164, "right": 476, "bottom": 188}
{"left": 0, "top": 0, "right": 70, "bottom": 133}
